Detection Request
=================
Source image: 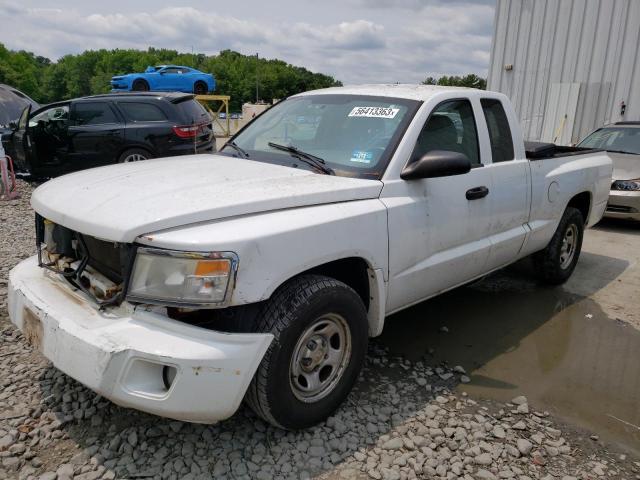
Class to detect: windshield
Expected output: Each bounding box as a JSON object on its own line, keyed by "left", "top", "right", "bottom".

{"left": 220, "top": 94, "right": 421, "bottom": 179}
{"left": 578, "top": 127, "right": 640, "bottom": 155}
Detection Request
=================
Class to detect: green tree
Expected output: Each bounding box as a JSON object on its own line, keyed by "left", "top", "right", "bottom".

{"left": 0, "top": 43, "right": 342, "bottom": 110}
{"left": 422, "top": 73, "right": 486, "bottom": 90}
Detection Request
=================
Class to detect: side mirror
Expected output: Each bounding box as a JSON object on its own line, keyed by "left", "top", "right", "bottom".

{"left": 401, "top": 150, "right": 472, "bottom": 180}
{"left": 8, "top": 121, "right": 18, "bottom": 131}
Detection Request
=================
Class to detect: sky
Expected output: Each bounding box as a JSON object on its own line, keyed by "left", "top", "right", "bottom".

{"left": 0, "top": 0, "right": 496, "bottom": 85}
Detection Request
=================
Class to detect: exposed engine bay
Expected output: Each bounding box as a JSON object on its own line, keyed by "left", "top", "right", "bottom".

{"left": 34, "top": 215, "right": 257, "bottom": 332}
{"left": 36, "top": 214, "right": 133, "bottom": 305}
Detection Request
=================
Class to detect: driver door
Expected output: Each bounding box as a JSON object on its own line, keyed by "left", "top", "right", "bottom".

{"left": 11, "top": 105, "right": 34, "bottom": 173}
{"left": 158, "top": 67, "right": 181, "bottom": 90}
{"left": 383, "top": 99, "right": 493, "bottom": 313}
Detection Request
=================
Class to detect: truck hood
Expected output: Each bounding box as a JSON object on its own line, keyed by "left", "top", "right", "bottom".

{"left": 609, "top": 152, "right": 640, "bottom": 180}
{"left": 31, "top": 155, "right": 383, "bottom": 243}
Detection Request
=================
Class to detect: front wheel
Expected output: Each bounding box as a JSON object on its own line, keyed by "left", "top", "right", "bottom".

{"left": 533, "top": 206, "right": 584, "bottom": 285}
{"left": 245, "top": 275, "right": 368, "bottom": 429}
{"left": 132, "top": 79, "right": 149, "bottom": 91}
{"left": 194, "top": 81, "right": 208, "bottom": 95}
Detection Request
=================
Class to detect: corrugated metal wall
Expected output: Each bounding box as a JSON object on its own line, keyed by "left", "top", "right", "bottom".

{"left": 487, "top": 0, "right": 640, "bottom": 144}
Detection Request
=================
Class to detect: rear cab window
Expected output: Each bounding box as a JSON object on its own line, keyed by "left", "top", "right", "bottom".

{"left": 481, "top": 99, "right": 515, "bottom": 163}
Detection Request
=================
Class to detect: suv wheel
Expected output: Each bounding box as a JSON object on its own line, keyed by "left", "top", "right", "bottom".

{"left": 118, "top": 148, "right": 151, "bottom": 163}
{"left": 246, "top": 275, "right": 368, "bottom": 429}
{"left": 132, "top": 79, "right": 149, "bottom": 91}
{"left": 533, "top": 206, "right": 584, "bottom": 284}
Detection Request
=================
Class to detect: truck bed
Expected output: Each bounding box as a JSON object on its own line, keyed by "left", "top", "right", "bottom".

{"left": 525, "top": 141, "right": 602, "bottom": 160}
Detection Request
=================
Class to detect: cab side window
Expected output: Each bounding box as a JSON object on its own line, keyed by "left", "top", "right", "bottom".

{"left": 411, "top": 99, "right": 480, "bottom": 165}
{"left": 481, "top": 99, "right": 514, "bottom": 163}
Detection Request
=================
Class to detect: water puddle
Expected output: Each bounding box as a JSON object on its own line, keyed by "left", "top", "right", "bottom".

{"left": 378, "top": 273, "right": 640, "bottom": 454}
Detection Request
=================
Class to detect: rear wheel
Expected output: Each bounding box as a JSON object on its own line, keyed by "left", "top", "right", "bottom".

{"left": 194, "top": 81, "right": 208, "bottom": 95}
{"left": 117, "top": 148, "right": 151, "bottom": 163}
{"left": 246, "top": 275, "right": 368, "bottom": 429}
{"left": 132, "top": 79, "right": 149, "bottom": 91}
{"left": 533, "top": 207, "right": 584, "bottom": 284}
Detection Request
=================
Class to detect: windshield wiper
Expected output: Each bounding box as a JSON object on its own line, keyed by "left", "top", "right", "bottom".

{"left": 225, "top": 141, "right": 250, "bottom": 158}
{"left": 268, "top": 142, "right": 335, "bottom": 175}
{"left": 604, "top": 149, "right": 639, "bottom": 155}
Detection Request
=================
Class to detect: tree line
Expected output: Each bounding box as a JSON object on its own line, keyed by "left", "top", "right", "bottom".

{"left": 0, "top": 44, "right": 342, "bottom": 111}
{"left": 422, "top": 74, "right": 486, "bottom": 89}
{"left": 0, "top": 43, "right": 487, "bottom": 111}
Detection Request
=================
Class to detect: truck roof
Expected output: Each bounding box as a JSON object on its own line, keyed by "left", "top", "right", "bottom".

{"left": 296, "top": 84, "right": 484, "bottom": 102}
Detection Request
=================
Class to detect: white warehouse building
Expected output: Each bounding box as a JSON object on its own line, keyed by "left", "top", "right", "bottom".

{"left": 487, "top": 0, "right": 640, "bottom": 145}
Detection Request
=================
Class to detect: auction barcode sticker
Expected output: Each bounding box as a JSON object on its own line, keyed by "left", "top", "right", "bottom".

{"left": 348, "top": 106, "right": 400, "bottom": 119}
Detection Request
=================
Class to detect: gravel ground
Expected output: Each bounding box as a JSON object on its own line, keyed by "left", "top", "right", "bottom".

{"left": 1, "top": 180, "right": 639, "bottom": 480}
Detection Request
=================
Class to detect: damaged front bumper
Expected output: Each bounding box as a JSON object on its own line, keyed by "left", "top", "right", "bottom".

{"left": 8, "top": 256, "right": 273, "bottom": 423}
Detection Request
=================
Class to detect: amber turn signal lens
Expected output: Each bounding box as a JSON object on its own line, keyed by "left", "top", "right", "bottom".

{"left": 194, "top": 259, "right": 231, "bottom": 276}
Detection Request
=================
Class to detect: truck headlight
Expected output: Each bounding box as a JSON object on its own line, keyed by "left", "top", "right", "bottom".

{"left": 612, "top": 179, "right": 640, "bottom": 191}
{"left": 127, "top": 248, "right": 238, "bottom": 306}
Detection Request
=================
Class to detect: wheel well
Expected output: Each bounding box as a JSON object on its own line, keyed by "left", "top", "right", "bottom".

{"left": 302, "top": 258, "right": 371, "bottom": 311}
{"left": 567, "top": 191, "right": 591, "bottom": 223}
{"left": 133, "top": 78, "right": 148, "bottom": 87}
{"left": 165, "top": 257, "right": 373, "bottom": 334}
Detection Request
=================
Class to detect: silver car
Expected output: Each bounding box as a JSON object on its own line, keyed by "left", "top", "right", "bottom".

{"left": 578, "top": 122, "right": 640, "bottom": 221}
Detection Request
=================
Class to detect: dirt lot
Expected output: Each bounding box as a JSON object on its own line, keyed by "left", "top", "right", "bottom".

{"left": 1, "top": 180, "right": 639, "bottom": 480}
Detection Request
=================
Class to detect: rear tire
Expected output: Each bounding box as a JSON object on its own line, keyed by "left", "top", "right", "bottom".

{"left": 245, "top": 275, "right": 368, "bottom": 429}
{"left": 132, "top": 79, "right": 149, "bottom": 91}
{"left": 117, "top": 148, "right": 151, "bottom": 163}
{"left": 194, "top": 81, "right": 208, "bottom": 95}
{"left": 533, "top": 207, "right": 584, "bottom": 285}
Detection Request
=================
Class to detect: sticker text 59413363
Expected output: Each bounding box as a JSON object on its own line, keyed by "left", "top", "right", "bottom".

{"left": 348, "top": 106, "right": 400, "bottom": 119}
{"left": 350, "top": 150, "right": 373, "bottom": 164}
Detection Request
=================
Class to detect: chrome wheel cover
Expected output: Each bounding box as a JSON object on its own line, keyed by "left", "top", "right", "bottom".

{"left": 289, "top": 313, "right": 352, "bottom": 403}
{"left": 559, "top": 223, "right": 578, "bottom": 269}
{"left": 122, "top": 153, "right": 147, "bottom": 163}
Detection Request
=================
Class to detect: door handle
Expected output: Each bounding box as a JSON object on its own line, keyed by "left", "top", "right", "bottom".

{"left": 466, "top": 186, "right": 489, "bottom": 200}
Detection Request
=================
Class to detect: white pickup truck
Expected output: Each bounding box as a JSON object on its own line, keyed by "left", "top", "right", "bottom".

{"left": 8, "top": 85, "right": 612, "bottom": 429}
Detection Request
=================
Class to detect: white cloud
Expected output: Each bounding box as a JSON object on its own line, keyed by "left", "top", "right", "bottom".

{"left": 0, "top": 1, "right": 494, "bottom": 85}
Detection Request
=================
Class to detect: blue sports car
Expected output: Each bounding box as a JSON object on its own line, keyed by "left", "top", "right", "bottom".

{"left": 111, "top": 65, "right": 216, "bottom": 95}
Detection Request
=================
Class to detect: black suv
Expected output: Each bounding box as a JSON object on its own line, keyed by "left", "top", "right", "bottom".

{"left": 4, "top": 92, "right": 214, "bottom": 177}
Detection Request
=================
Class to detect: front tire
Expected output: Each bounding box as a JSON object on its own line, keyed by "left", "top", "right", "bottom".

{"left": 533, "top": 207, "right": 584, "bottom": 285}
{"left": 246, "top": 275, "right": 368, "bottom": 429}
{"left": 132, "top": 79, "right": 149, "bottom": 91}
{"left": 194, "top": 81, "right": 208, "bottom": 95}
